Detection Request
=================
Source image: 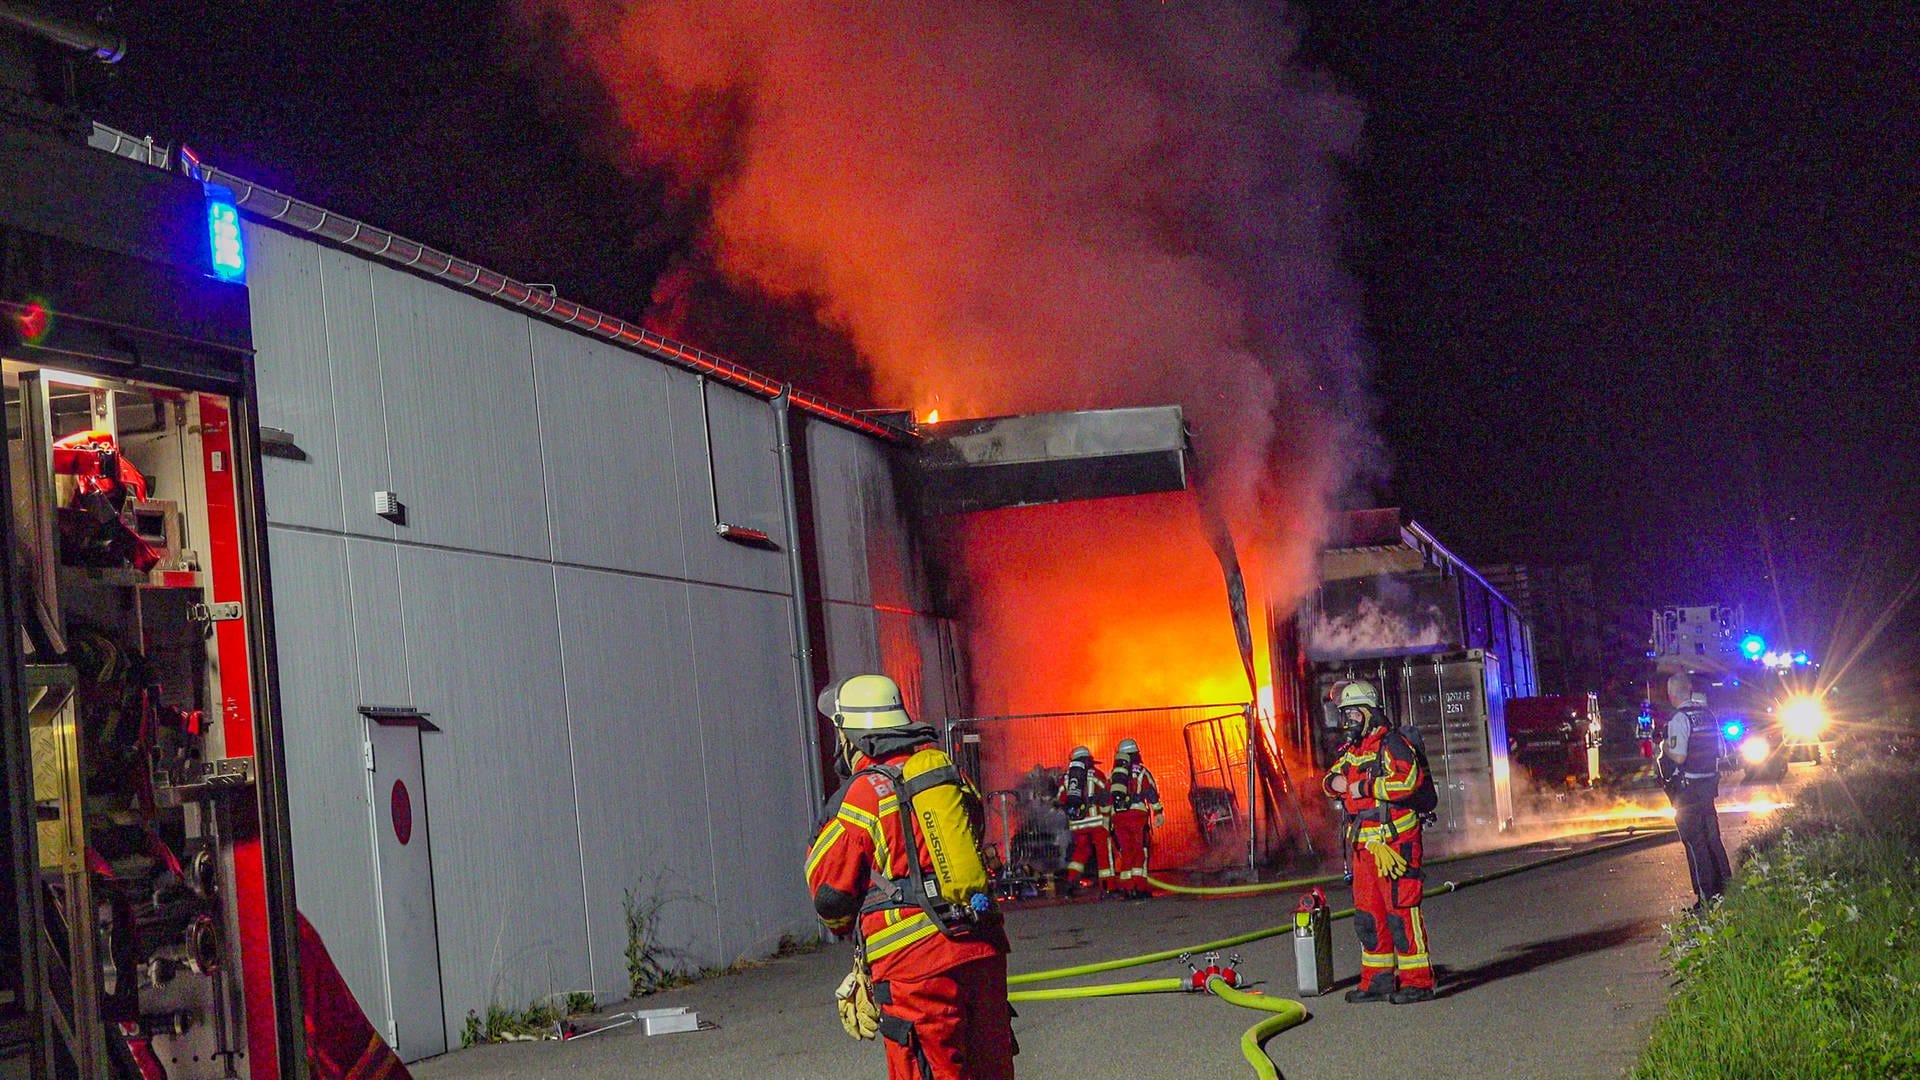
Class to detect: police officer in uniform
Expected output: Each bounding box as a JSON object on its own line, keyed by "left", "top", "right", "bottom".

{"left": 1660, "top": 671, "right": 1733, "bottom": 911}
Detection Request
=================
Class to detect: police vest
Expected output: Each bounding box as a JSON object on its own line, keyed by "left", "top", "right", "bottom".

{"left": 1675, "top": 705, "right": 1722, "bottom": 776}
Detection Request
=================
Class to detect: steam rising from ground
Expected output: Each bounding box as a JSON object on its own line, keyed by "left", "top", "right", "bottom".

{"left": 532, "top": 1, "right": 1375, "bottom": 712}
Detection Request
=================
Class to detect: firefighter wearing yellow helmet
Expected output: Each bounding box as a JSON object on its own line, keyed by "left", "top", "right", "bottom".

{"left": 805, "top": 674, "right": 1015, "bottom": 1077}
{"left": 1321, "top": 678, "right": 1438, "bottom": 1004}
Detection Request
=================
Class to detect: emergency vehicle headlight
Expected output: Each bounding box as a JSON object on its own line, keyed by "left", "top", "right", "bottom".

{"left": 205, "top": 188, "right": 245, "bottom": 283}
{"left": 1780, "top": 697, "right": 1830, "bottom": 740}
{"left": 1740, "top": 736, "right": 1771, "bottom": 765}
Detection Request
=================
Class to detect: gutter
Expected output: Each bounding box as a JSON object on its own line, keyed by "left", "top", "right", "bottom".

{"left": 84, "top": 122, "right": 908, "bottom": 444}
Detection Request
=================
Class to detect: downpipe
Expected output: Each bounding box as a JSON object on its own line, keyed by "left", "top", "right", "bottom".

{"left": 773, "top": 387, "right": 823, "bottom": 815}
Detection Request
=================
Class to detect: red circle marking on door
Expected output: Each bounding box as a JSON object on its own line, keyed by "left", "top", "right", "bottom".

{"left": 391, "top": 780, "right": 413, "bottom": 846}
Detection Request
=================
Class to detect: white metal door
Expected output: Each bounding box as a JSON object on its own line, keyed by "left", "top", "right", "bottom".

{"left": 366, "top": 716, "right": 447, "bottom": 1060}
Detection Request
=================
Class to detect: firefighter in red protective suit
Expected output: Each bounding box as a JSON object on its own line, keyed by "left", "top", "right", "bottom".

{"left": 806, "top": 674, "right": 1016, "bottom": 1079}
{"left": 1107, "top": 739, "right": 1163, "bottom": 899}
{"left": 1055, "top": 746, "right": 1113, "bottom": 896}
{"left": 1321, "top": 680, "right": 1436, "bottom": 1004}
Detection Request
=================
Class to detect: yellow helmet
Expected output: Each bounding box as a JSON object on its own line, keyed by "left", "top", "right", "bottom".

{"left": 1336, "top": 680, "right": 1380, "bottom": 710}
{"left": 818, "top": 674, "right": 912, "bottom": 730}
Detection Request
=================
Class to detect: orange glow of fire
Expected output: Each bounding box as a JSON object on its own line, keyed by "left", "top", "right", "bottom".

{"left": 960, "top": 494, "right": 1273, "bottom": 716}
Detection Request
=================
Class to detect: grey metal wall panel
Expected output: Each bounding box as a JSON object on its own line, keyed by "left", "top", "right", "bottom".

{"left": 246, "top": 226, "right": 343, "bottom": 532}
{"left": 375, "top": 267, "right": 551, "bottom": 560}
{"left": 686, "top": 584, "right": 814, "bottom": 962}
{"left": 346, "top": 539, "right": 410, "bottom": 705}
{"left": 529, "top": 323, "right": 687, "bottom": 580}
{"left": 669, "top": 376, "right": 789, "bottom": 594}
{"left": 396, "top": 548, "right": 589, "bottom": 1038}
{"left": 265, "top": 527, "right": 388, "bottom": 1033}
{"left": 553, "top": 568, "right": 723, "bottom": 991}
{"left": 806, "top": 421, "right": 872, "bottom": 607}
{"left": 318, "top": 244, "right": 397, "bottom": 541}
{"left": 806, "top": 419, "right": 922, "bottom": 610}
{"left": 822, "top": 601, "right": 881, "bottom": 680}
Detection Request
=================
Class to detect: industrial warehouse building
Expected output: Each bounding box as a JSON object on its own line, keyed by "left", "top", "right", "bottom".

{"left": 89, "top": 126, "right": 965, "bottom": 1060}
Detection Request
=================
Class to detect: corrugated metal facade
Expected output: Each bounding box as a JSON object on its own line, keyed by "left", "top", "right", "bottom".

{"left": 244, "top": 222, "right": 959, "bottom": 1054}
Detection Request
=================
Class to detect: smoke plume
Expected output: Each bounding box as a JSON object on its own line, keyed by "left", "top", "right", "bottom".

{"left": 531, "top": 1, "right": 1375, "bottom": 712}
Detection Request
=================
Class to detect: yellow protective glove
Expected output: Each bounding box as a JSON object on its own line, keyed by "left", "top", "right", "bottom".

{"left": 1366, "top": 839, "right": 1409, "bottom": 880}
{"left": 835, "top": 967, "right": 879, "bottom": 1040}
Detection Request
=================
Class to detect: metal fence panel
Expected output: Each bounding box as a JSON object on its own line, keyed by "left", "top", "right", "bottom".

{"left": 948, "top": 704, "right": 1257, "bottom": 875}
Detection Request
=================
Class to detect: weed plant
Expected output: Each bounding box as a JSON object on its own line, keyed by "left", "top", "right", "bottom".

{"left": 1634, "top": 757, "right": 1920, "bottom": 1079}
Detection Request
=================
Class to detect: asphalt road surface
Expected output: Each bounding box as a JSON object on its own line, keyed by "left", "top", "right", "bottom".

{"left": 414, "top": 775, "right": 1800, "bottom": 1080}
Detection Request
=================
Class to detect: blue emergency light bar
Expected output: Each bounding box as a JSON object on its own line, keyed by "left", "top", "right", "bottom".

{"left": 206, "top": 187, "right": 245, "bottom": 283}
{"left": 1722, "top": 720, "right": 1744, "bottom": 740}
{"left": 1740, "top": 634, "right": 1766, "bottom": 659}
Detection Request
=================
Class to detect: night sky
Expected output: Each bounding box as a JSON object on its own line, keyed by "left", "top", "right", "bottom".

{"left": 82, "top": 1, "right": 1920, "bottom": 705}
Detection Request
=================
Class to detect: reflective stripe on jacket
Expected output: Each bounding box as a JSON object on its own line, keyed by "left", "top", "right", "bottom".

{"left": 1322, "top": 727, "right": 1423, "bottom": 843}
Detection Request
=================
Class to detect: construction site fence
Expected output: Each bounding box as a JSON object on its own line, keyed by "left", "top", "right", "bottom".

{"left": 948, "top": 703, "right": 1288, "bottom": 876}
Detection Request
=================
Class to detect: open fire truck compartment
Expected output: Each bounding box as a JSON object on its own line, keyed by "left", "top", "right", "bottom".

{"left": 2, "top": 97, "right": 299, "bottom": 1076}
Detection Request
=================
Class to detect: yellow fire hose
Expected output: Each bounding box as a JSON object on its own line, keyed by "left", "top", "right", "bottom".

{"left": 1006, "top": 977, "right": 1186, "bottom": 1002}
{"left": 1009, "top": 827, "right": 1676, "bottom": 1078}
{"left": 1017, "top": 825, "right": 1669, "bottom": 986}
{"left": 1142, "top": 820, "right": 1668, "bottom": 897}
{"left": 1208, "top": 977, "right": 1309, "bottom": 1080}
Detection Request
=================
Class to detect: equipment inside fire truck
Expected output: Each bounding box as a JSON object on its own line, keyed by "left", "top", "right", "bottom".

{"left": 4, "top": 365, "right": 277, "bottom": 1077}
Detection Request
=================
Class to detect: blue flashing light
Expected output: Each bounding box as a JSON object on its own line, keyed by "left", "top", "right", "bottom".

{"left": 1739, "top": 634, "right": 1766, "bottom": 659}
{"left": 1722, "top": 720, "right": 1744, "bottom": 740}
{"left": 206, "top": 190, "right": 245, "bottom": 283}
{"left": 1792, "top": 651, "right": 1810, "bottom": 666}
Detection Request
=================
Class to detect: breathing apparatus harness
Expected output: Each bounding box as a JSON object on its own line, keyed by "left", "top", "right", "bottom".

{"left": 854, "top": 756, "right": 996, "bottom": 936}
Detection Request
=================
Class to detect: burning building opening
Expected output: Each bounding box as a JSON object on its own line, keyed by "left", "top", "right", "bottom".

{"left": 526, "top": 0, "right": 1378, "bottom": 868}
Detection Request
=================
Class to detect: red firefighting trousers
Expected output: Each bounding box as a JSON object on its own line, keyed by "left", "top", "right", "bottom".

{"left": 1110, "top": 809, "right": 1151, "bottom": 894}
{"left": 1350, "top": 832, "right": 1434, "bottom": 992}
{"left": 1064, "top": 824, "right": 1112, "bottom": 889}
{"left": 876, "top": 953, "right": 1015, "bottom": 1079}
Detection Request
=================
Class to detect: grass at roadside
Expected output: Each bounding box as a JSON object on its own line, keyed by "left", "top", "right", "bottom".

{"left": 1634, "top": 755, "right": 1920, "bottom": 1079}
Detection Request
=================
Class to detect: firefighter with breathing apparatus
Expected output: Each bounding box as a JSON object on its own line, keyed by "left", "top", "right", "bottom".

{"left": 806, "top": 674, "right": 1016, "bottom": 1078}
{"left": 1055, "top": 745, "right": 1114, "bottom": 897}
{"left": 1108, "top": 739, "right": 1164, "bottom": 899}
{"left": 1659, "top": 671, "right": 1732, "bottom": 912}
{"left": 1321, "top": 679, "right": 1438, "bottom": 1003}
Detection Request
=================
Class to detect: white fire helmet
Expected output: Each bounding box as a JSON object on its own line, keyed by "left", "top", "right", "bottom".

{"left": 1070, "top": 745, "right": 1092, "bottom": 763}
{"left": 1336, "top": 680, "right": 1381, "bottom": 711}
{"left": 1117, "top": 738, "right": 1140, "bottom": 757}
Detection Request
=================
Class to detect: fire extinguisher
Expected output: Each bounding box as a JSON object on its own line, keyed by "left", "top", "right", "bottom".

{"left": 1294, "top": 887, "right": 1333, "bottom": 996}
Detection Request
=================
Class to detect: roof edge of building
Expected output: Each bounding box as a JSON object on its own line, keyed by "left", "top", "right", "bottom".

{"left": 85, "top": 121, "right": 908, "bottom": 443}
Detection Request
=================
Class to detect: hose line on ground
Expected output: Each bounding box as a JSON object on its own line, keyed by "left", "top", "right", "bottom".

{"left": 1141, "top": 820, "right": 1668, "bottom": 897}
{"left": 1009, "top": 827, "right": 1676, "bottom": 1079}
{"left": 1006, "top": 977, "right": 1186, "bottom": 1002}
{"left": 1011, "top": 827, "right": 1674, "bottom": 986}
{"left": 1207, "top": 976, "right": 1308, "bottom": 1080}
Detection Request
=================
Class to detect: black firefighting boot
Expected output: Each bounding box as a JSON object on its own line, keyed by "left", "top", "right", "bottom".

{"left": 1388, "top": 986, "right": 1435, "bottom": 1004}
{"left": 1344, "top": 973, "right": 1394, "bottom": 1003}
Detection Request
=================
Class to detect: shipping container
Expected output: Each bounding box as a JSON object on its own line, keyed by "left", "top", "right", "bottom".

{"left": 1308, "top": 651, "right": 1514, "bottom": 848}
